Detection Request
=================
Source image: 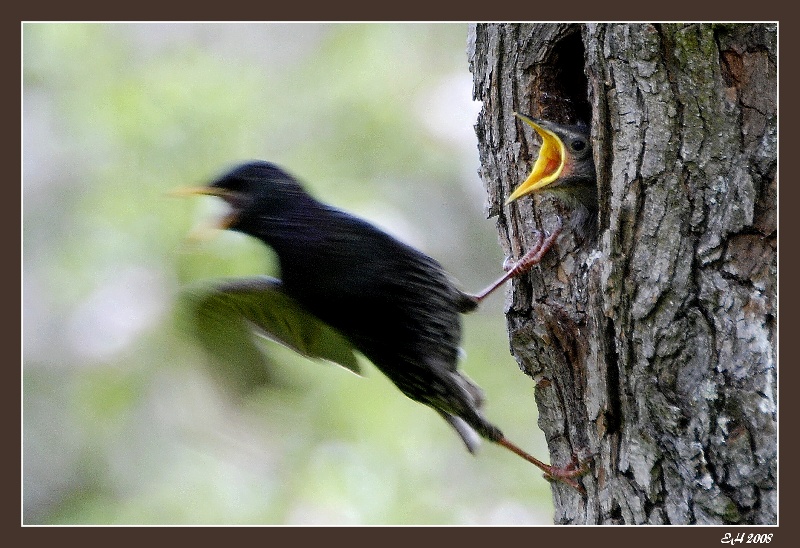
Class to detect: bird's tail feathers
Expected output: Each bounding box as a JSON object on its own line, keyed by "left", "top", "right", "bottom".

{"left": 438, "top": 371, "right": 506, "bottom": 451}
{"left": 451, "top": 370, "right": 485, "bottom": 409}
{"left": 439, "top": 411, "right": 481, "bottom": 454}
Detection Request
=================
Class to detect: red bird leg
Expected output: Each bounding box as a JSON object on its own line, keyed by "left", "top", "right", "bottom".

{"left": 495, "top": 436, "right": 588, "bottom": 494}
{"left": 471, "top": 220, "right": 563, "bottom": 304}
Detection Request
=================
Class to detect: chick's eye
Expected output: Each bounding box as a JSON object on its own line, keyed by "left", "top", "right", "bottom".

{"left": 571, "top": 139, "right": 586, "bottom": 151}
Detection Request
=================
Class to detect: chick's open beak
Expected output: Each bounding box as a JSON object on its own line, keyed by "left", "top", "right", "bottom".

{"left": 507, "top": 112, "right": 567, "bottom": 203}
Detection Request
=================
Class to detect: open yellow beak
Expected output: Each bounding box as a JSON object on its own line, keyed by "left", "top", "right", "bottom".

{"left": 169, "top": 186, "right": 229, "bottom": 199}
{"left": 170, "top": 186, "right": 240, "bottom": 238}
{"left": 506, "top": 112, "right": 566, "bottom": 203}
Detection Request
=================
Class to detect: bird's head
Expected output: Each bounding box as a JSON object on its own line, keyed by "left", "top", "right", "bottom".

{"left": 175, "top": 161, "right": 311, "bottom": 236}
{"left": 507, "top": 113, "right": 596, "bottom": 209}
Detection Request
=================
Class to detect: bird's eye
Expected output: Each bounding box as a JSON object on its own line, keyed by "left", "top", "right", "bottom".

{"left": 571, "top": 139, "right": 586, "bottom": 151}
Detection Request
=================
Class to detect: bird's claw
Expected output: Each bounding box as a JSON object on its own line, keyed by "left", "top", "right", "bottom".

{"left": 541, "top": 454, "right": 591, "bottom": 495}
{"left": 503, "top": 230, "right": 544, "bottom": 272}
{"left": 511, "top": 221, "right": 562, "bottom": 276}
{"left": 473, "top": 217, "right": 563, "bottom": 303}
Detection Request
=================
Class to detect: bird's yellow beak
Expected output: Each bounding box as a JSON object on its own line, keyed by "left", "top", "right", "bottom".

{"left": 169, "top": 186, "right": 229, "bottom": 199}
{"left": 170, "top": 186, "right": 240, "bottom": 238}
{"left": 506, "top": 112, "right": 567, "bottom": 203}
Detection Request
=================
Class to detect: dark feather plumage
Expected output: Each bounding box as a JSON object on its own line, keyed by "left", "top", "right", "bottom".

{"left": 181, "top": 160, "right": 588, "bottom": 490}
{"left": 204, "top": 161, "right": 499, "bottom": 449}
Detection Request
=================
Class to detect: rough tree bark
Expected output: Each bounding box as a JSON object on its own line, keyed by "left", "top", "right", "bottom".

{"left": 468, "top": 23, "right": 776, "bottom": 525}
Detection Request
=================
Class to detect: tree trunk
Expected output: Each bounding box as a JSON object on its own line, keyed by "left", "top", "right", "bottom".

{"left": 468, "top": 23, "right": 776, "bottom": 525}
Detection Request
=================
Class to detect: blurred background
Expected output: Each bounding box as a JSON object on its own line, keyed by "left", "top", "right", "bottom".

{"left": 23, "top": 23, "right": 553, "bottom": 525}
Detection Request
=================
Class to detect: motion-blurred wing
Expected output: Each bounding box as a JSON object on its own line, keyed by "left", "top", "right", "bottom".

{"left": 182, "top": 276, "right": 362, "bottom": 377}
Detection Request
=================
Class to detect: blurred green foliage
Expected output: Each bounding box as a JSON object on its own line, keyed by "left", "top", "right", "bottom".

{"left": 23, "top": 23, "right": 554, "bottom": 525}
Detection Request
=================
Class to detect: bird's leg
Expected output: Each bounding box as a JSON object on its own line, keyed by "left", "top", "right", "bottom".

{"left": 471, "top": 219, "right": 563, "bottom": 304}
{"left": 495, "top": 436, "right": 589, "bottom": 494}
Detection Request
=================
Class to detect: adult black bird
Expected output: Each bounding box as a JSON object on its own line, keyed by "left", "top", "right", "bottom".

{"left": 507, "top": 112, "right": 598, "bottom": 241}
{"left": 178, "top": 161, "right": 585, "bottom": 491}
